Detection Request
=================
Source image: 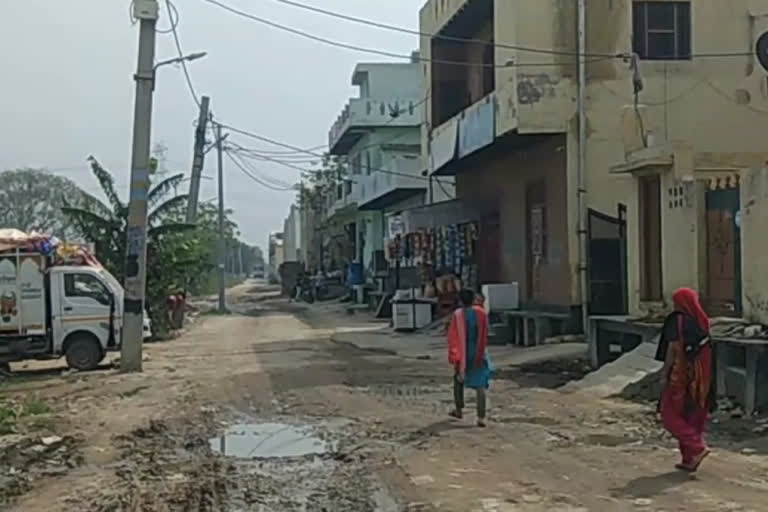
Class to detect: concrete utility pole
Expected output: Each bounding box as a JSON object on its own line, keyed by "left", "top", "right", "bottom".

{"left": 122, "top": 0, "right": 159, "bottom": 372}
{"left": 215, "top": 122, "right": 227, "bottom": 313}
{"left": 186, "top": 95, "right": 211, "bottom": 223}
{"left": 237, "top": 243, "right": 243, "bottom": 275}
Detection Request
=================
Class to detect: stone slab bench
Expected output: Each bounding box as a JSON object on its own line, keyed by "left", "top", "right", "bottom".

{"left": 587, "top": 315, "right": 661, "bottom": 369}
{"left": 713, "top": 336, "right": 768, "bottom": 416}
{"left": 502, "top": 310, "right": 572, "bottom": 347}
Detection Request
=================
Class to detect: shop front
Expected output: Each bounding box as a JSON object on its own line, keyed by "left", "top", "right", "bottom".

{"left": 385, "top": 199, "right": 499, "bottom": 316}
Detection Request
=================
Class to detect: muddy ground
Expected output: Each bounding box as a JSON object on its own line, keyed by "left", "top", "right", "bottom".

{"left": 1, "top": 281, "right": 768, "bottom": 511}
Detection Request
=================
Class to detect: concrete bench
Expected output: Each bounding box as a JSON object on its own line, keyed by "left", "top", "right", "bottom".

{"left": 713, "top": 336, "right": 768, "bottom": 416}
{"left": 503, "top": 310, "right": 571, "bottom": 347}
{"left": 587, "top": 316, "right": 661, "bottom": 369}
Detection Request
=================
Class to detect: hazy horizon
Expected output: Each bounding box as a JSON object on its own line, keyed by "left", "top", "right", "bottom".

{"left": 1, "top": 0, "right": 422, "bottom": 250}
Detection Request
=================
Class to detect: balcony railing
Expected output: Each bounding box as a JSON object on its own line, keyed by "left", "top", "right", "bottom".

{"left": 358, "top": 154, "right": 426, "bottom": 209}
{"left": 328, "top": 97, "right": 422, "bottom": 153}
{"left": 429, "top": 93, "right": 496, "bottom": 175}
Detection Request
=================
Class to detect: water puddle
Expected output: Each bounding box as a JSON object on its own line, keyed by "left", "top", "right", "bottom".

{"left": 209, "top": 422, "right": 333, "bottom": 459}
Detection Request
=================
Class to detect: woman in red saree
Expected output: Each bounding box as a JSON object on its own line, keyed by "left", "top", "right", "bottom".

{"left": 656, "top": 287, "right": 715, "bottom": 472}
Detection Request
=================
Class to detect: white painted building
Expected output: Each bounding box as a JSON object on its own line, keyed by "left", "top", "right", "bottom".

{"left": 326, "top": 55, "right": 428, "bottom": 275}
{"left": 282, "top": 204, "right": 303, "bottom": 264}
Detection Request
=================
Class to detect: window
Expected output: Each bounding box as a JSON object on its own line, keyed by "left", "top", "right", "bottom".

{"left": 351, "top": 153, "right": 362, "bottom": 175}
{"left": 633, "top": 1, "right": 691, "bottom": 60}
{"left": 64, "top": 273, "right": 111, "bottom": 306}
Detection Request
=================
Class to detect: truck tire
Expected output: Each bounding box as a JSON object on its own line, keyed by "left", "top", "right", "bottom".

{"left": 65, "top": 335, "right": 104, "bottom": 371}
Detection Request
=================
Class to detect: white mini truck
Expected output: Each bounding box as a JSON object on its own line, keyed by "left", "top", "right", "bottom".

{"left": 0, "top": 248, "right": 151, "bottom": 371}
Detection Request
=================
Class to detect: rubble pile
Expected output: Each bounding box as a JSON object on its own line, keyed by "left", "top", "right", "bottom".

{"left": 0, "top": 435, "right": 83, "bottom": 506}
{"left": 710, "top": 320, "right": 768, "bottom": 340}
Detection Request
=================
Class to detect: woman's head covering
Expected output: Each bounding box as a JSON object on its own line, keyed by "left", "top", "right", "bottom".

{"left": 673, "top": 287, "right": 710, "bottom": 333}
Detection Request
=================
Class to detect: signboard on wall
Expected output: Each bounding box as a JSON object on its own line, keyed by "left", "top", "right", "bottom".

{"left": 388, "top": 215, "right": 405, "bottom": 238}
{"left": 530, "top": 207, "right": 544, "bottom": 257}
{"left": 0, "top": 257, "right": 18, "bottom": 332}
{"left": 19, "top": 255, "right": 44, "bottom": 333}
{"left": 429, "top": 119, "right": 458, "bottom": 174}
{"left": 458, "top": 97, "right": 495, "bottom": 158}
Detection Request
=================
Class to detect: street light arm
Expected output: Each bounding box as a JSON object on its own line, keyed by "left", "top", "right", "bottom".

{"left": 154, "top": 51, "right": 208, "bottom": 71}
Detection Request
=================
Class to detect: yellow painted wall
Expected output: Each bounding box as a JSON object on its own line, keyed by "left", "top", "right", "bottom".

{"left": 420, "top": 0, "right": 768, "bottom": 319}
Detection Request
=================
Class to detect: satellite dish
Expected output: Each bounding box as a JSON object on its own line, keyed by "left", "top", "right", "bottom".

{"left": 757, "top": 32, "right": 768, "bottom": 72}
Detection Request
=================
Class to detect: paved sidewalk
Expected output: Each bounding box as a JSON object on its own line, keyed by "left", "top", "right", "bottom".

{"left": 331, "top": 327, "right": 587, "bottom": 367}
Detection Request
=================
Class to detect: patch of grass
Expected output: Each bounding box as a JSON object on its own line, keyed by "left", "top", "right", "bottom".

{"left": 23, "top": 396, "right": 51, "bottom": 416}
{"left": 0, "top": 396, "right": 53, "bottom": 435}
{"left": 0, "top": 402, "right": 20, "bottom": 435}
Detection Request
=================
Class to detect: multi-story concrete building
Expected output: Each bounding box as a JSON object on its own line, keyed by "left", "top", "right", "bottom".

{"left": 282, "top": 204, "right": 303, "bottom": 264}
{"left": 422, "top": 0, "right": 768, "bottom": 328}
{"left": 267, "top": 232, "right": 284, "bottom": 283}
{"left": 325, "top": 56, "right": 427, "bottom": 276}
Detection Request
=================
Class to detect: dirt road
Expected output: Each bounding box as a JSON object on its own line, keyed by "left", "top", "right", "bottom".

{"left": 1, "top": 281, "right": 767, "bottom": 511}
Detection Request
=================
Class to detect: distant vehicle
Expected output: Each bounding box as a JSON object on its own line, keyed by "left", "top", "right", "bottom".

{"left": 143, "top": 315, "right": 152, "bottom": 340}
{"left": 251, "top": 268, "right": 265, "bottom": 279}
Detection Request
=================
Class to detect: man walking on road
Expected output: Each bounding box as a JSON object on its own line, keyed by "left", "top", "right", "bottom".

{"left": 447, "top": 289, "right": 492, "bottom": 427}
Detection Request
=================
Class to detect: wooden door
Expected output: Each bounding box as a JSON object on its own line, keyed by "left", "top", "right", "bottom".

{"left": 705, "top": 186, "right": 741, "bottom": 316}
{"left": 638, "top": 175, "right": 662, "bottom": 301}
{"left": 588, "top": 207, "right": 628, "bottom": 315}
{"left": 478, "top": 214, "right": 501, "bottom": 284}
{"left": 526, "top": 181, "right": 547, "bottom": 301}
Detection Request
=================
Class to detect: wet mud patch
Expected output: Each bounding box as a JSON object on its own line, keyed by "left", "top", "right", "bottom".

{"left": 63, "top": 412, "right": 402, "bottom": 511}
{"left": 494, "top": 358, "right": 593, "bottom": 389}
{"left": 0, "top": 435, "right": 83, "bottom": 507}
{"left": 208, "top": 416, "right": 400, "bottom": 511}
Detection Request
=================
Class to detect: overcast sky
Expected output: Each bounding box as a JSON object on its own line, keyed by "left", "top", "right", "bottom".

{"left": 1, "top": 0, "right": 421, "bottom": 249}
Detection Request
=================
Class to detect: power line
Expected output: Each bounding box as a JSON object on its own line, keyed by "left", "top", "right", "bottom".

{"left": 227, "top": 148, "right": 299, "bottom": 189}
{"left": 228, "top": 142, "right": 318, "bottom": 176}
{"left": 236, "top": 144, "right": 327, "bottom": 156}
{"left": 156, "top": 0, "right": 180, "bottom": 34}
{"left": 596, "top": 79, "right": 707, "bottom": 107}
{"left": 699, "top": 77, "right": 768, "bottom": 116}
{"left": 434, "top": 177, "right": 455, "bottom": 199}
{"left": 205, "top": 0, "right": 752, "bottom": 63}
{"left": 268, "top": 0, "right": 754, "bottom": 60}
{"left": 232, "top": 148, "right": 323, "bottom": 163}
{"left": 200, "top": 0, "right": 618, "bottom": 68}
{"left": 266, "top": 0, "right": 616, "bottom": 58}
{"left": 225, "top": 135, "right": 434, "bottom": 182}
{"left": 166, "top": 0, "right": 201, "bottom": 107}
{"left": 225, "top": 150, "right": 297, "bottom": 191}
{"left": 228, "top": 149, "right": 298, "bottom": 188}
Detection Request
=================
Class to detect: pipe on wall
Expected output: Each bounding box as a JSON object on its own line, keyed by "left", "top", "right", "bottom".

{"left": 577, "top": 0, "right": 589, "bottom": 332}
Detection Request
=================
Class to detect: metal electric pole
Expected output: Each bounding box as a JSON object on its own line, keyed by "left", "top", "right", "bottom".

{"left": 215, "top": 122, "right": 227, "bottom": 313}
{"left": 122, "top": 0, "right": 159, "bottom": 373}
{"left": 185, "top": 95, "right": 211, "bottom": 223}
